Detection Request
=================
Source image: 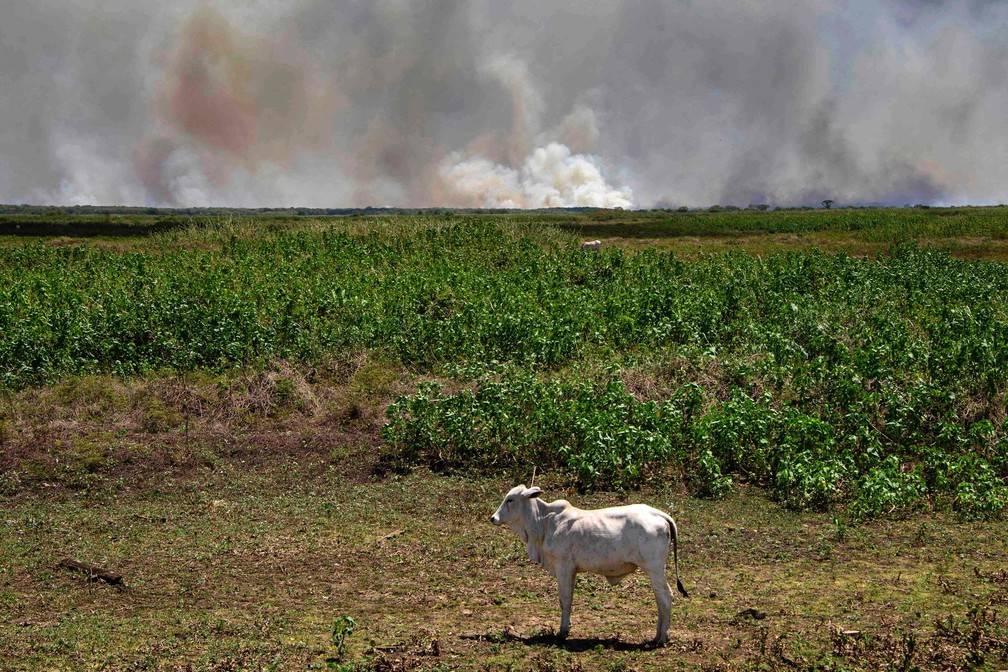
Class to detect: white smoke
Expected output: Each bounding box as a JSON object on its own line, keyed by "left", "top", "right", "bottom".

{"left": 2, "top": 0, "right": 1008, "bottom": 208}
{"left": 441, "top": 142, "right": 632, "bottom": 209}
{"left": 440, "top": 53, "right": 631, "bottom": 209}
{"left": 45, "top": 129, "right": 147, "bottom": 206}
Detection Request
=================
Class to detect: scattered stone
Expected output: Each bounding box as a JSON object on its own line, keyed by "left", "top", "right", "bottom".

{"left": 736, "top": 607, "right": 767, "bottom": 620}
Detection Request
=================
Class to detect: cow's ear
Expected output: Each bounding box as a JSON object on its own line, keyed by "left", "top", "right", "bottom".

{"left": 524, "top": 487, "right": 543, "bottom": 499}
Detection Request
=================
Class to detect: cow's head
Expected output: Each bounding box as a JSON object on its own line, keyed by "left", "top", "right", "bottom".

{"left": 491, "top": 485, "right": 542, "bottom": 532}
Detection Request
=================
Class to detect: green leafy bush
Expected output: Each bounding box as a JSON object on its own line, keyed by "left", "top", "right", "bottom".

{"left": 850, "top": 455, "right": 926, "bottom": 519}
{"left": 383, "top": 371, "right": 1006, "bottom": 516}
{"left": 382, "top": 374, "right": 698, "bottom": 490}
{"left": 949, "top": 455, "right": 1007, "bottom": 520}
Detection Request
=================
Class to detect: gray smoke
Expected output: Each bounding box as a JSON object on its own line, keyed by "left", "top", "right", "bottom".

{"left": 1, "top": 0, "right": 1006, "bottom": 208}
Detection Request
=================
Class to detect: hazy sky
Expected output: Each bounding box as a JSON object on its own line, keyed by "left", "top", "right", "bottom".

{"left": 2, "top": 0, "right": 1006, "bottom": 208}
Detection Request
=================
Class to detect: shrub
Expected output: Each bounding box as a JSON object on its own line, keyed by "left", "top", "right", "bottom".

{"left": 382, "top": 374, "right": 697, "bottom": 490}
{"left": 949, "top": 455, "right": 1007, "bottom": 520}
{"left": 774, "top": 450, "right": 851, "bottom": 511}
{"left": 850, "top": 455, "right": 926, "bottom": 519}
{"left": 691, "top": 448, "right": 732, "bottom": 499}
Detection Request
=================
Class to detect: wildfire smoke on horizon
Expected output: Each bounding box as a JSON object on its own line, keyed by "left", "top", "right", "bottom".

{"left": 2, "top": 0, "right": 1007, "bottom": 209}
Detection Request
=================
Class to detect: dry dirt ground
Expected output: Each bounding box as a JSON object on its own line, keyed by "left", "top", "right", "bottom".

{"left": 3, "top": 454, "right": 1007, "bottom": 672}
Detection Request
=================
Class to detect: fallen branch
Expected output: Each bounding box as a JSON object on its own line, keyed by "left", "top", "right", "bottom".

{"left": 376, "top": 529, "right": 404, "bottom": 544}
{"left": 58, "top": 558, "right": 123, "bottom": 585}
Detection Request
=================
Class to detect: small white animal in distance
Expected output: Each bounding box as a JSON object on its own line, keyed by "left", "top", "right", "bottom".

{"left": 580, "top": 240, "right": 602, "bottom": 251}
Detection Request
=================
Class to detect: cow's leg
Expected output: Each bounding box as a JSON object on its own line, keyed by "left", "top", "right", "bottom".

{"left": 646, "top": 568, "right": 672, "bottom": 645}
{"left": 556, "top": 565, "right": 576, "bottom": 640}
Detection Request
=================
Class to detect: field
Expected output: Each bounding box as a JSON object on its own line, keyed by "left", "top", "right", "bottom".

{"left": 2, "top": 207, "right": 1008, "bottom": 671}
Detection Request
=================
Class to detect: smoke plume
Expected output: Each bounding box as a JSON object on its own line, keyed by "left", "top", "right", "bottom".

{"left": 2, "top": 0, "right": 1007, "bottom": 208}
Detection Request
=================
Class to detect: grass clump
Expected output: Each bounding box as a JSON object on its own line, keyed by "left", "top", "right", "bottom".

{"left": 22, "top": 435, "right": 118, "bottom": 491}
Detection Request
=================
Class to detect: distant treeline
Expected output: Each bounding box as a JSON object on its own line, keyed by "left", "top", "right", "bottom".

{"left": 2, "top": 203, "right": 1006, "bottom": 218}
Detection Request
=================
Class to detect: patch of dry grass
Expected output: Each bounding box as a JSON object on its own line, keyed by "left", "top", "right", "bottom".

{"left": 2, "top": 470, "right": 1006, "bottom": 671}
{"left": 0, "top": 355, "right": 410, "bottom": 496}
{"left": 595, "top": 233, "right": 1008, "bottom": 262}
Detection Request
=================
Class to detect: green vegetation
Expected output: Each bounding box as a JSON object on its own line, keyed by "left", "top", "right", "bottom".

{"left": 3, "top": 208, "right": 1008, "bottom": 670}
{"left": 380, "top": 240, "right": 1008, "bottom": 517}
{"left": 3, "top": 211, "right": 1008, "bottom": 518}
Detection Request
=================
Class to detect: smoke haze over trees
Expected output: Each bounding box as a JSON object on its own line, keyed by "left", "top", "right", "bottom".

{"left": 2, "top": 0, "right": 1007, "bottom": 208}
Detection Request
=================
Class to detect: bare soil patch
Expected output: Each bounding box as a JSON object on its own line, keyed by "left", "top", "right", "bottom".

{"left": 2, "top": 463, "right": 1006, "bottom": 671}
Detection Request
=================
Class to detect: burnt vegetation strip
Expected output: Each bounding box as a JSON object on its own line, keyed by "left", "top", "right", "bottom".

{"left": 0, "top": 214, "right": 181, "bottom": 238}
{"left": 2, "top": 204, "right": 1008, "bottom": 242}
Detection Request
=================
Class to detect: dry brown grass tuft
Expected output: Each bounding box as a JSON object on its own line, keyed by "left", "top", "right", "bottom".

{"left": 0, "top": 354, "right": 410, "bottom": 494}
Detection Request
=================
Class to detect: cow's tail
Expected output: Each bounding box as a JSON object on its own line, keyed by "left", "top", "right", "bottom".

{"left": 667, "top": 516, "right": 689, "bottom": 598}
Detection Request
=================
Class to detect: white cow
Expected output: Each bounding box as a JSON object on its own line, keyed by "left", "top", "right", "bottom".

{"left": 491, "top": 485, "right": 688, "bottom": 645}
{"left": 580, "top": 239, "right": 602, "bottom": 251}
